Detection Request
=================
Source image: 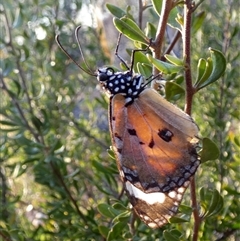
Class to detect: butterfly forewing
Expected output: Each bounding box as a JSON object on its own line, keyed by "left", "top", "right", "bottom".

{"left": 110, "top": 89, "right": 199, "bottom": 190}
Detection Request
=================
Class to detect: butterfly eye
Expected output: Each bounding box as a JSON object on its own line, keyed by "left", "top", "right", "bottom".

{"left": 97, "top": 68, "right": 115, "bottom": 82}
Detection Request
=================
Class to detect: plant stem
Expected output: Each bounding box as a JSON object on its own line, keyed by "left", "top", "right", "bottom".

{"left": 183, "top": 0, "right": 195, "bottom": 115}
{"left": 162, "top": 30, "right": 181, "bottom": 60}
{"left": 49, "top": 160, "right": 88, "bottom": 223}
{"left": 183, "top": 1, "right": 201, "bottom": 240}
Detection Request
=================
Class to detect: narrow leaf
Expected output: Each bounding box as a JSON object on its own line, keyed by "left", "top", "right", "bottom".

{"left": 136, "top": 63, "right": 152, "bottom": 78}
{"left": 106, "top": 4, "right": 126, "bottom": 18}
{"left": 98, "top": 225, "right": 110, "bottom": 238}
{"left": 192, "top": 11, "right": 206, "bottom": 34}
{"left": 165, "top": 81, "right": 185, "bottom": 101}
{"left": 195, "top": 48, "right": 226, "bottom": 90}
{"left": 151, "top": 0, "right": 162, "bottom": 16}
{"left": 147, "top": 54, "right": 183, "bottom": 74}
{"left": 195, "top": 58, "right": 207, "bottom": 84}
{"left": 164, "top": 54, "right": 184, "bottom": 66}
{"left": 12, "top": 7, "right": 23, "bottom": 28}
{"left": 194, "top": 57, "right": 213, "bottom": 88}
{"left": 113, "top": 17, "right": 148, "bottom": 44}
{"left": 206, "top": 189, "right": 224, "bottom": 218}
{"left": 98, "top": 203, "right": 117, "bottom": 218}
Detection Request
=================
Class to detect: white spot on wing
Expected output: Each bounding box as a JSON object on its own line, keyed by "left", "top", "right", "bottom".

{"left": 148, "top": 222, "right": 158, "bottom": 228}
{"left": 168, "top": 191, "right": 177, "bottom": 199}
{"left": 125, "top": 181, "right": 166, "bottom": 204}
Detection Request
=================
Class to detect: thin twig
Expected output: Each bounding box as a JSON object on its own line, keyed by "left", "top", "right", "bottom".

{"left": 162, "top": 30, "right": 182, "bottom": 60}
{"left": 49, "top": 160, "right": 88, "bottom": 223}
{"left": 190, "top": 177, "right": 200, "bottom": 241}
{"left": 0, "top": 168, "right": 8, "bottom": 221}
{"left": 138, "top": 0, "right": 143, "bottom": 29}
{"left": 0, "top": 231, "right": 12, "bottom": 241}
{"left": 151, "top": 0, "right": 175, "bottom": 89}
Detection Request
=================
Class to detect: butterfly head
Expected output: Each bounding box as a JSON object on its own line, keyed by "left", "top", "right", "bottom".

{"left": 97, "top": 67, "right": 145, "bottom": 105}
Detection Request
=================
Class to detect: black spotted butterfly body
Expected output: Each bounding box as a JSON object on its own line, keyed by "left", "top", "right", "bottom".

{"left": 97, "top": 67, "right": 200, "bottom": 228}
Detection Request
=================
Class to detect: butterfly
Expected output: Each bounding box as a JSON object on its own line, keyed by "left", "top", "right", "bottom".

{"left": 56, "top": 26, "right": 200, "bottom": 229}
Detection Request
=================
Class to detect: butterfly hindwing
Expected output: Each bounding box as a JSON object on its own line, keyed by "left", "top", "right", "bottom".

{"left": 125, "top": 180, "right": 189, "bottom": 228}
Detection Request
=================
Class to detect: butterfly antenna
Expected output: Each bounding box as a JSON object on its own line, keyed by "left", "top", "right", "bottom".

{"left": 55, "top": 27, "right": 96, "bottom": 77}
{"left": 75, "top": 26, "right": 95, "bottom": 75}
{"left": 115, "top": 33, "right": 130, "bottom": 71}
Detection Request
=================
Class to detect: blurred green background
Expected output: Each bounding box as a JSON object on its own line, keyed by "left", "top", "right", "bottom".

{"left": 0, "top": 0, "right": 239, "bottom": 240}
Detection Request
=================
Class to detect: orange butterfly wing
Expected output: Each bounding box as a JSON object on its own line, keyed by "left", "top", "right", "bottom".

{"left": 109, "top": 88, "right": 199, "bottom": 228}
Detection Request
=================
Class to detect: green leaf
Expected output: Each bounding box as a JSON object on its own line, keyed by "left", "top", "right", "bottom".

{"left": 0, "top": 120, "right": 18, "bottom": 126}
{"left": 2, "top": 60, "right": 14, "bottom": 76}
{"left": 195, "top": 58, "right": 211, "bottom": 86}
{"left": 137, "top": 63, "right": 152, "bottom": 78}
{"left": 145, "top": 22, "right": 157, "bottom": 39}
{"left": 192, "top": 11, "right": 206, "bottom": 34}
{"left": 107, "top": 149, "right": 116, "bottom": 160}
{"left": 12, "top": 7, "right": 23, "bottom": 28}
{"left": 169, "top": 216, "right": 189, "bottom": 224}
{"left": 151, "top": 0, "right": 162, "bottom": 16}
{"left": 23, "top": 146, "right": 41, "bottom": 155}
{"left": 113, "top": 17, "right": 149, "bottom": 44}
{"left": 179, "top": 204, "right": 193, "bottom": 215}
{"left": 112, "top": 211, "right": 130, "bottom": 223}
{"left": 152, "top": 0, "right": 180, "bottom": 31}
{"left": 164, "top": 54, "right": 184, "bottom": 66}
{"left": 175, "top": 13, "right": 184, "bottom": 27}
{"left": 167, "top": 8, "right": 181, "bottom": 31}
{"left": 31, "top": 115, "right": 43, "bottom": 132}
{"left": 107, "top": 220, "right": 128, "bottom": 241}
{"left": 194, "top": 48, "right": 226, "bottom": 90}
{"left": 206, "top": 189, "right": 224, "bottom": 218}
{"left": 134, "top": 51, "right": 149, "bottom": 65}
{"left": 92, "top": 160, "right": 116, "bottom": 175}
{"left": 200, "top": 137, "right": 220, "bottom": 163}
{"left": 165, "top": 81, "right": 185, "bottom": 101}
{"left": 106, "top": 4, "right": 126, "bottom": 18}
{"left": 147, "top": 54, "right": 183, "bottom": 74}
{"left": 200, "top": 188, "right": 224, "bottom": 219}
{"left": 52, "top": 139, "right": 64, "bottom": 153}
{"left": 112, "top": 202, "right": 128, "bottom": 211}
{"left": 98, "top": 203, "right": 119, "bottom": 219}
{"left": 163, "top": 229, "right": 182, "bottom": 241}
{"left": 98, "top": 225, "right": 110, "bottom": 238}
